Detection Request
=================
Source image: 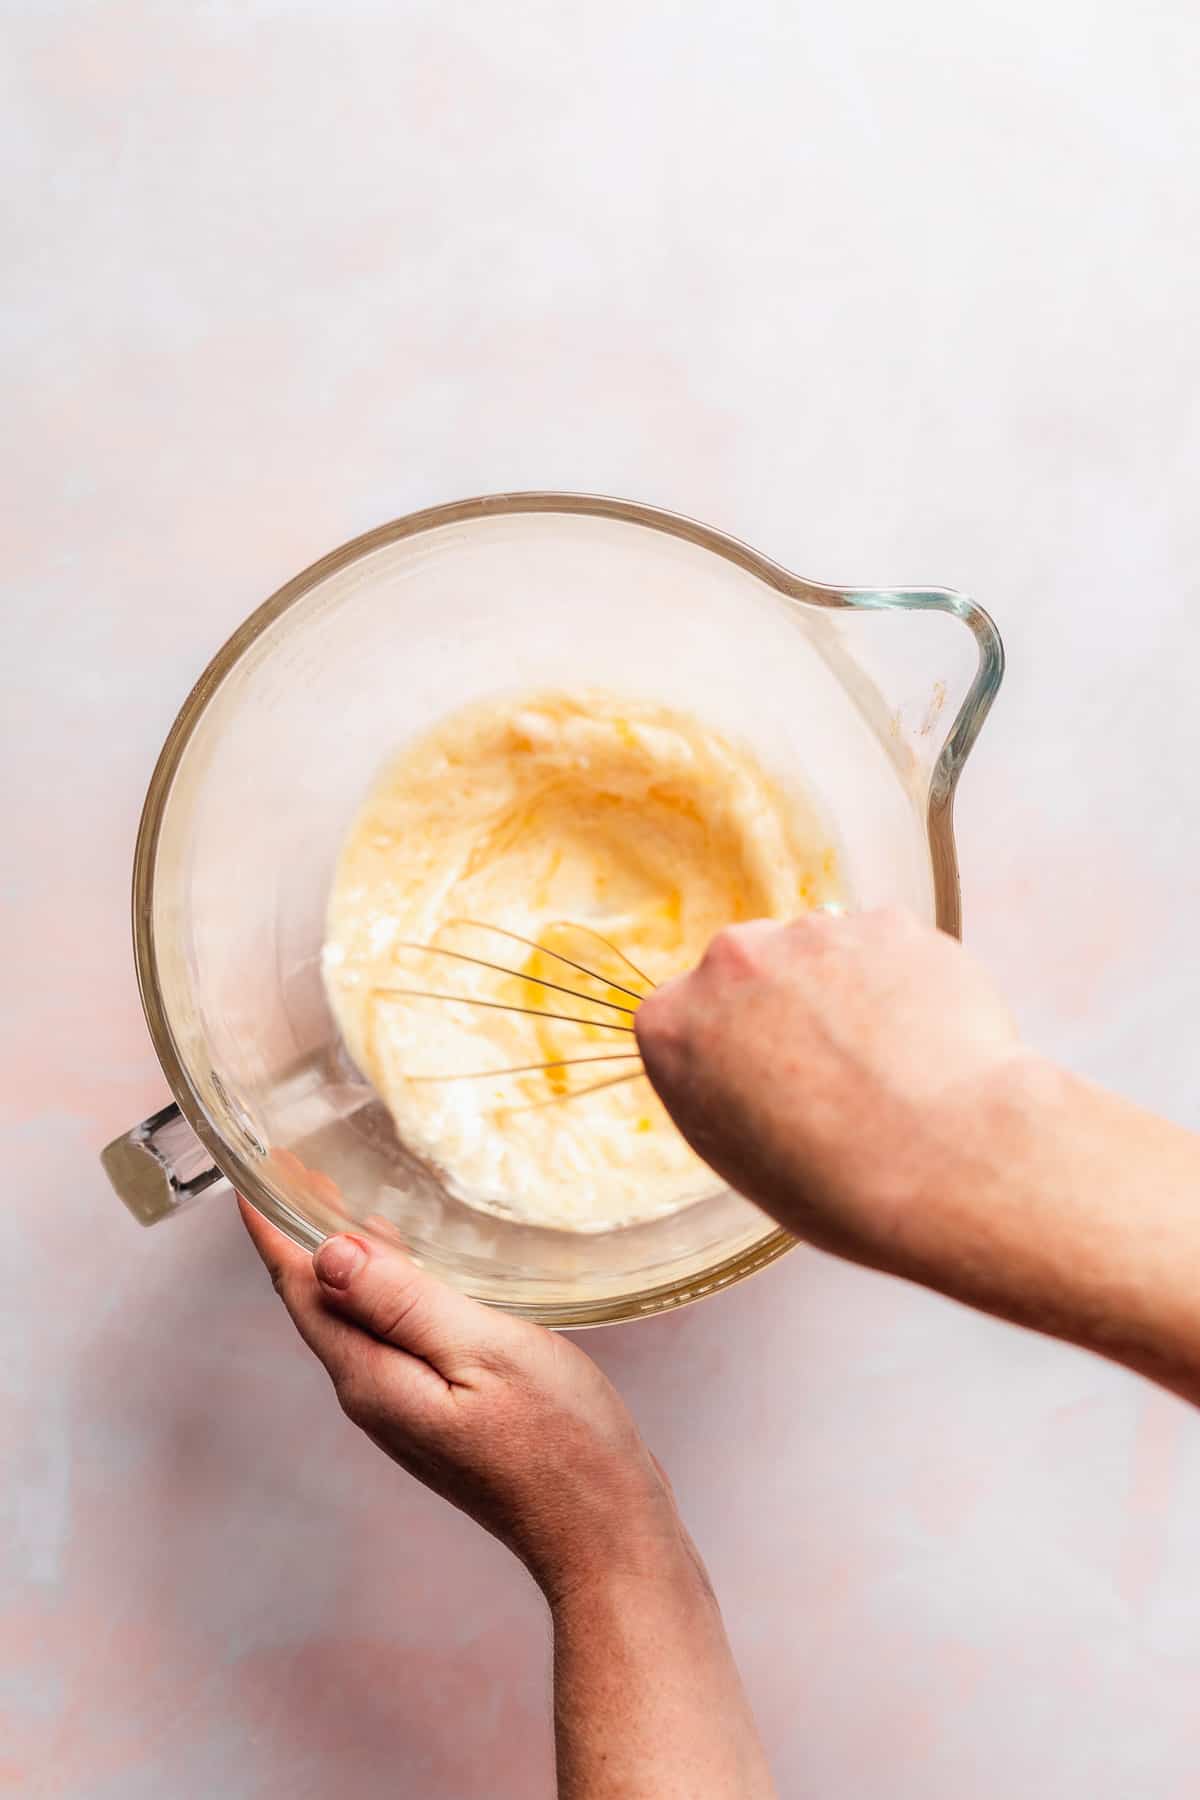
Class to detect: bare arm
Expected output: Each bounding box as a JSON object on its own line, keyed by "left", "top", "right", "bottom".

{"left": 552, "top": 1545, "right": 774, "bottom": 1799}
{"left": 240, "top": 1205, "right": 776, "bottom": 1798}
{"left": 636, "top": 909, "right": 1200, "bottom": 1405}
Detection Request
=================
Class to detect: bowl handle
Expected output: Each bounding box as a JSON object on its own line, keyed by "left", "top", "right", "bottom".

{"left": 101, "top": 1103, "right": 227, "bottom": 1225}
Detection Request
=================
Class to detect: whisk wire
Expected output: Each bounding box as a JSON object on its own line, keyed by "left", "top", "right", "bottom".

{"left": 543, "top": 921, "right": 659, "bottom": 993}
{"left": 502, "top": 1069, "right": 649, "bottom": 1112}
{"left": 404, "top": 1052, "right": 642, "bottom": 1083}
{"left": 370, "top": 988, "right": 638, "bottom": 1033}
{"left": 389, "top": 940, "right": 638, "bottom": 1015}
{"left": 441, "top": 917, "right": 655, "bottom": 1000}
{"left": 370, "top": 926, "right": 660, "bottom": 1095}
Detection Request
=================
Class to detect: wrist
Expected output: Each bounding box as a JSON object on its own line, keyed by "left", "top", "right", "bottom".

{"left": 538, "top": 1490, "right": 711, "bottom": 1616}
{"left": 846, "top": 1047, "right": 1059, "bottom": 1285}
{"left": 546, "top": 1540, "right": 717, "bottom": 1631}
{"left": 891, "top": 1046, "right": 1076, "bottom": 1293}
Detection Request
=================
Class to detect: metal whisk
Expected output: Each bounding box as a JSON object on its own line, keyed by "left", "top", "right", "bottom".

{"left": 368, "top": 919, "right": 656, "bottom": 1109}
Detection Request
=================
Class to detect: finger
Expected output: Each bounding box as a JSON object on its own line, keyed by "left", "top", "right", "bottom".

{"left": 238, "top": 1197, "right": 446, "bottom": 1423}
{"left": 237, "top": 1193, "right": 312, "bottom": 1292}
{"left": 363, "top": 1211, "right": 409, "bottom": 1249}
{"left": 634, "top": 973, "right": 695, "bottom": 1081}
{"left": 271, "top": 1147, "right": 350, "bottom": 1213}
{"left": 238, "top": 1194, "right": 359, "bottom": 1356}
{"left": 291, "top": 1254, "right": 451, "bottom": 1424}
{"left": 312, "top": 1231, "right": 520, "bottom": 1383}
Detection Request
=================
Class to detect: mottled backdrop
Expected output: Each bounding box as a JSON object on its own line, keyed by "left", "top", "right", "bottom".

{"left": 4, "top": 2, "right": 1200, "bottom": 1795}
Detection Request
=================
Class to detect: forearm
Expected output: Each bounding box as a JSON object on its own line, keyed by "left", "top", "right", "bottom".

{"left": 550, "top": 1531, "right": 776, "bottom": 1800}
{"left": 902, "top": 1054, "right": 1200, "bottom": 1402}
{"left": 242, "top": 1199, "right": 776, "bottom": 1791}
{"left": 752, "top": 1051, "right": 1200, "bottom": 1404}
{"left": 639, "top": 913, "right": 1200, "bottom": 1403}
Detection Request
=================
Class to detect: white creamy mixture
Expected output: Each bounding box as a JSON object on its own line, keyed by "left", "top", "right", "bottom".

{"left": 323, "top": 691, "right": 842, "bottom": 1230}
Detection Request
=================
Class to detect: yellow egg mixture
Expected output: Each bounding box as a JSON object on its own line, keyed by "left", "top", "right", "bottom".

{"left": 323, "top": 691, "right": 842, "bottom": 1231}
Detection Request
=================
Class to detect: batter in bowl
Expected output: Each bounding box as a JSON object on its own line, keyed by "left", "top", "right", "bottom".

{"left": 323, "top": 690, "right": 843, "bottom": 1230}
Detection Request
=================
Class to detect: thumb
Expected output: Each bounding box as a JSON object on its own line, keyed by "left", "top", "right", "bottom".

{"left": 312, "top": 1230, "right": 515, "bottom": 1379}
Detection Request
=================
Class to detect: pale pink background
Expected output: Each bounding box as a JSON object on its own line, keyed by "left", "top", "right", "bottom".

{"left": 4, "top": 4, "right": 1200, "bottom": 1795}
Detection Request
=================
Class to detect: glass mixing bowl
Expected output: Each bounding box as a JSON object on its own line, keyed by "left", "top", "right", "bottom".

{"left": 101, "top": 493, "right": 1003, "bottom": 1324}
